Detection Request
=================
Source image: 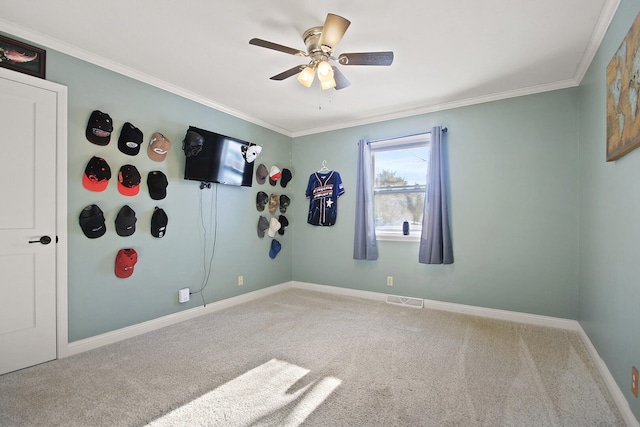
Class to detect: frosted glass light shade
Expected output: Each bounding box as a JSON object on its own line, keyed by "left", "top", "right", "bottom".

{"left": 297, "top": 66, "right": 315, "bottom": 87}
{"left": 316, "top": 61, "right": 334, "bottom": 82}
{"left": 321, "top": 77, "right": 336, "bottom": 90}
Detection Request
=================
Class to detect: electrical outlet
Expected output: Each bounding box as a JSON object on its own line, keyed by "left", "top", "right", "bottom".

{"left": 238, "top": 275, "right": 244, "bottom": 286}
{"left": 178, "top": 288, "right": 190, "bottom": 303}
{"left": 387, "top": 276, "right": 393, "bottom": 286}
{"left": 632, "top": 366, "right": 638, "bottom": 398}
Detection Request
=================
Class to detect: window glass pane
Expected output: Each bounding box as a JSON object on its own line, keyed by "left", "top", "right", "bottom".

{"left": 374, "top": 192, "right": 424, "bottom": 234}
{"left": 372, "top": 141, "right": 428, "bottom": 238}
{"left": 373, "top": 146, "right": 429, "bottom": 188}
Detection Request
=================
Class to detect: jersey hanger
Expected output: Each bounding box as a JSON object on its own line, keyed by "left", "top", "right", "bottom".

{"left": 318, "top": 160, "right": 330, "bottom": 172}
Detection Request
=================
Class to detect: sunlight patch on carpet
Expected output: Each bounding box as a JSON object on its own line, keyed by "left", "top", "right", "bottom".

{"left": 147, "top": 359, "right": 341, "bottom": 426}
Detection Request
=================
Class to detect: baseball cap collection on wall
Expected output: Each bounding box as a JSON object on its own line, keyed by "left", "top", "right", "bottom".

{"left": 255, "top": 162, "right": 292, "bottom": 259}
{"left": 81, "top": 110, "right": 171, "bottom": 278}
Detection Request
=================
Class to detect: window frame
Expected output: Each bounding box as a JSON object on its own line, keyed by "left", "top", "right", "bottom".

{"left": 370, "top": 133, "right": 430, "bottom": 242}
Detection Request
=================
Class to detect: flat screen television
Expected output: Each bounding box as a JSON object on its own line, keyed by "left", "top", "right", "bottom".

{"left": 183, "top": 126, "right": 254, "bottom": 187}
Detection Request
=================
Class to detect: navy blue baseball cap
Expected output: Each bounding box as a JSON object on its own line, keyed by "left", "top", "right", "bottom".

{"left": 269, "top": 239, "right": 281, "bottom": 259}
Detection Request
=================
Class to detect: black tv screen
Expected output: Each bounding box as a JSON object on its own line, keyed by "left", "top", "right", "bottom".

{"left": 183, "top": 126, "right": 254, "bottom": 187}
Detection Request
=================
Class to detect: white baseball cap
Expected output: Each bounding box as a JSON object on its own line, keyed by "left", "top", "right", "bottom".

{"left": 267, "top": 217, "right": 281, "bottom": 238}
{"left": 244, "top": 145, "right": 262, "bottom": 163}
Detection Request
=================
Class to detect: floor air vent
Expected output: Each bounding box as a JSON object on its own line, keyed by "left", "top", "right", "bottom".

{"left": 386, "top": 295, "right": 424, "bottom": 309}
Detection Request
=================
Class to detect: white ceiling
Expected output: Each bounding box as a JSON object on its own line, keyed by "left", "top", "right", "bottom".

{"left": 0, "top": 0, "right": 619, "bottom": 137}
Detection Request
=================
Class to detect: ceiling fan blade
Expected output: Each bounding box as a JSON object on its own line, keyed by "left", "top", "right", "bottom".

{"left": 318, "top": 13, "right": 351, "bottom": 49}
{"left": 332, "top": 67, "right": 351, "bottom": 90}
{"left": 270, "top": 65, "right": 306, "bottom": 81}
{"left": 249, "top": 38, "right": 307, "bottom": 57}
{"left": 338, "top": 51, "right": 394, "bottom": 66}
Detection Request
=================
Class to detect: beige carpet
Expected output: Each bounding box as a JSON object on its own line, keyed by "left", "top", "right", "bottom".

{"left": 0, "top": 288, "right": 626, "bottom": 426}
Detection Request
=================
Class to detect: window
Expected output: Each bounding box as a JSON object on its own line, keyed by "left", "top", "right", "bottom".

{"left": 370, "top": 134, "right": 430, "bottom": 241}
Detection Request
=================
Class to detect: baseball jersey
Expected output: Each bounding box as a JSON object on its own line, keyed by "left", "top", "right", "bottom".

{"left": 305, "top": 171, "right": 345, "bottom": 226}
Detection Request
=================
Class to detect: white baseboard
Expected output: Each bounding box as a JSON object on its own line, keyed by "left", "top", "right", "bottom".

{"left": 292, "top": 281, "right": 387, "bottom": 302}
{"left": 577, "top": 327, "right": 639, "bottom": 427}
{"left": 64, "top": 282, "right": 293, "bottom": 357}
{"left": 293, "top": 281, "right": 579, "bottom": 329}
{"left": 422, "top": 297, "right": 581, "bottom": 330}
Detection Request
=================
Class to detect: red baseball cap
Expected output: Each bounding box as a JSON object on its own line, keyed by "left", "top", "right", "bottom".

{"left": 115, "top": 248, "right": 138, "bottom": 278}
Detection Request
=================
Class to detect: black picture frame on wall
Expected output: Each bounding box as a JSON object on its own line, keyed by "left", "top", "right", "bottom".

{"left": 0, "top": 35, "right": 46, "bottom": 79}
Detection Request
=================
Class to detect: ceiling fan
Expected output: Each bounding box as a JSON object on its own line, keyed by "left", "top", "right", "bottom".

{"left": 249, "top": 13, "right": 394, "bottom": 91}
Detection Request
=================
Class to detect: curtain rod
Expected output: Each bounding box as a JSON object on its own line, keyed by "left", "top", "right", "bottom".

{"left": 368, "top": 127, "right": 447, "bottom": 144}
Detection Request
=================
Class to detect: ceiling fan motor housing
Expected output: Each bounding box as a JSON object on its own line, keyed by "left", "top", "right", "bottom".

{"left": 303, "top": 26, "right": 329, "bottom": 64}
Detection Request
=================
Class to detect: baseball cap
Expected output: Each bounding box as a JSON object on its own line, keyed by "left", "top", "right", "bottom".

{"left": 267, "top": 217, "right": 281, "bottom": 238}
{"left": 256, "top": 191, "right": 268, "bottom": 212}
{"left": 78, "top": 204, "right": 106, "bottom": 238}
{"left": 242, "top": 144, "right": 262, "bottom": 163}
{"left": 82, "top": 156, "right": 112, "bottom": 192}
{"left": 118, "top": 164, "right": 141, "bottom": 196}
{"left": 255, "top": 164, "right": 268, "bottom": 185}
{"left": 280, "top": 168, "right": 292, "bottom": 188}
{"left": 147, "top": 171, "right": 168, "bottom": 200}
{"left": 115, "top": 248, "right": 138, "bottom": 278}
{"left": 115, "top": 205, "right": 137, "bottom": 236}
{"left": 86, "top": 110, "right": 113, "bottom": 145}
{"left": 269, "top": 239, "right": 282, "bottom": 259}
{"left": 268, "top": 193, "right": 279, "bottom": 214}
{"left": 269, "top": 166, "right": 281, "bottom": 186}
{"left": 148, "top": 132, "right": 172, "bottom": 162}
{"left": 280, "top": 195, "right": 290, "bottom": 213}
{"left": 118, "top": 122, "right": 143, "bottom": 156}
{"left": 151, "top": 207, "right": 168, "bottom": 238}
{"left": 257, "top": 216, "right": 269, "bottom": 238}
{"left": 278, "top": 215, "right": 289, "bottom": 235}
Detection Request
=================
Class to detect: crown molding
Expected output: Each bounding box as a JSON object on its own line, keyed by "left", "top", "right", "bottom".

{"left": 573, "top": 0, "right": 621, "bottom": 84}
{"left": 291, "top": 78, "right": 579, "bottom": 138}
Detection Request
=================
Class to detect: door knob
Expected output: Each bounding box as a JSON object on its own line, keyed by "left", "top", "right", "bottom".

{"left": 29, "top": 236, "right": 52, "bottom": 245}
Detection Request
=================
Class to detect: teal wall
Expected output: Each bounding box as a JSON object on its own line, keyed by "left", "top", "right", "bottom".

{"left": 578, "top": 0, "right": 640, "bottom": 419}
{"left": 43, "top": 51, "right": 293, "bottom": 341}
{"left": 291, "top": 89, "right": 580, "bottom": 319}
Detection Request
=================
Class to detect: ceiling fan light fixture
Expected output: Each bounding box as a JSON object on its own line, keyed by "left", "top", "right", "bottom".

{"left": 316, "top": 60, "right": 334, "bottom": 82}
{"left": 249, "top": 13, "right": 393, "bottom": 91}
{"left": 321, "top": 77, "right": 337, "bottom": 90}
{"left": 297, "top": 65, "right": 316, "bottom": 87}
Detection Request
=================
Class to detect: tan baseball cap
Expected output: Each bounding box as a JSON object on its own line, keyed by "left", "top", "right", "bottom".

{"left": 147, "top": 132, "right": 171, "bottom": 162}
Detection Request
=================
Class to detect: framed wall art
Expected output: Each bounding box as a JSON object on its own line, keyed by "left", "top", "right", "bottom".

{"left": 0, "top": 35, "right": 46, "bottom": 79}
{"left": 606, "top": 12, "right": 640, "bottom": 162}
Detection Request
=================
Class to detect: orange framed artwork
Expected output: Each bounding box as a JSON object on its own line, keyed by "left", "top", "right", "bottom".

{"left": 606, "top": 12, "right": 640, "bottom": 161}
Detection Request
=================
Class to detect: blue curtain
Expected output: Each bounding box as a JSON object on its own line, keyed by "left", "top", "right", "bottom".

{"left": 419, "top": 126, "right": 453, "bottom": 264}
{"left": 353, "top": 139, "right": 378, "bottom": 260}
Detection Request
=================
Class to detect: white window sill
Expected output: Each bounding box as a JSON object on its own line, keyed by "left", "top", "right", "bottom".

{"left": 376, "top": 232, "right": 420, "bottom": 242}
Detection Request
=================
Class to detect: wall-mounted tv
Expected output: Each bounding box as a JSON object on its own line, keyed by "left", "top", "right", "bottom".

{"left": 183, "top": 126, "right": 254, "bottom": 187}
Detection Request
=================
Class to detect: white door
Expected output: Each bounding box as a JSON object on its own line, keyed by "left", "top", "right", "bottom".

{"left": 0, "top": 74, "right": 58, "bottom": 375}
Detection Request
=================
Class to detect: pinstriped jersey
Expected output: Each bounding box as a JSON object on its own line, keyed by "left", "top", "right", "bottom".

{"left": 305, "top": 171, "right": 345, "bottom": 226}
